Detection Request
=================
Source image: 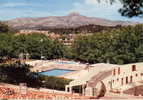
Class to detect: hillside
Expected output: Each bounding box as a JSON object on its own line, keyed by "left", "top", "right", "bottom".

{"left": 6, "top": 13, "right": 138, "bottom": 32}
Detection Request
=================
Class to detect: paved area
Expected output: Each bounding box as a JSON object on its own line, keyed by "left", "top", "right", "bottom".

{"left": 26, "top": 60, "right": 87, "bottom": 72}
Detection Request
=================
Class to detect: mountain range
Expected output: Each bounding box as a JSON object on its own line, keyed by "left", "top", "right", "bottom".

{"left": 6, "top": 13, "right": 138, "bottom": 31}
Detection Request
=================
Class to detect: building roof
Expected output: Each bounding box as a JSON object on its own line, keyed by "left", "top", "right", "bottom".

{"left": 69, "top": 63, "right": 116, "bottom": 86}
{"left": 119, "top": 62, "right": 143, "bottom": 68}
{"left": 69, "top": 62, "right": 143, "bottom": 87}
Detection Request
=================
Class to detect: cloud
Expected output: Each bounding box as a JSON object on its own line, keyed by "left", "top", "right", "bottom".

{"left": 85, "top": 0, "right": 111, "bottom": 5}
{"left": 71, "top": 1, "right": 122, "bottom": 18}
{"left": 85, "top": 0, "right": 99, "bottom": 5}
{"left": 1, "top": 2, "right": 31, "bottom": 7}
{"left": 68, "top": 0, "right": 143, "bottom": 23}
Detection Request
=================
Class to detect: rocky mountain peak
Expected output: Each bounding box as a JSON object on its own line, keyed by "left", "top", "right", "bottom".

{"left": 68, "top": 12, "right": 81, "bottom": 17}
{"left": 6, "top": 13, "right": 138, "bottom": 30}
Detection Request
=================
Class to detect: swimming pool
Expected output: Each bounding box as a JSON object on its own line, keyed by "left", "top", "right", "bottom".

{"left": 40, "top": 69, "right": 74, "bottom": 76}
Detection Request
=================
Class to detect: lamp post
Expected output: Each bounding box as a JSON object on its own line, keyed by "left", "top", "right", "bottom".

{"left": 26, "top": 53, "right": 29, "bottom": 60}
{"left": 86, "top": 63, "right": 90, "bottom": 72}
{"left": 19, "top": 52, "right": 25, "bottom": 64}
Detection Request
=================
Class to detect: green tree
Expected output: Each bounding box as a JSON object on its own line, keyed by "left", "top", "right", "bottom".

{"left": 72, "top": 24, "right": 143, "bottom": 64}
{"left": 0, "top": 61, "right": 41, "bottom": 87}
{"left": 0, "top": 33, "right": 14, "bottom": 61}
{"left": 98, "top": 0, "right": 143, "bottom": 17}
{"left": 0, "top": 22, "right": 14, "bottom": 33}
{"left": 39, "top": 75, "right": 72, "bottom": 90}
{"left": 11, "top": 33, "right": 67, "bottom": 60}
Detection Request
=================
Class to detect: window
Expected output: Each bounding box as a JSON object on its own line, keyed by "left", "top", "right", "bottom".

{"left": 121, "top": 78, "right": 124, "bottom": 85}
{"left": 113, "top": 69, "right": 116, "bottom": 76}
{"left": 132, "top": 65, "right": 136, "bottom": 71}
{"left": 118, "top": 67, "right": 120, "bottom": 75}
{"left": 126, "top": 77, "right": 128, "bottom": 84}
{"left": 117, "top": 78, "right": 119, "bottom": 81}
{"left": 130, "top": 76, "right": 133, "bottom": 83}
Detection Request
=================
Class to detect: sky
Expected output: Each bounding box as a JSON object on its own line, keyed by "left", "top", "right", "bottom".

{"left": 0, "top": 0, "right": 143, "bottom": 22}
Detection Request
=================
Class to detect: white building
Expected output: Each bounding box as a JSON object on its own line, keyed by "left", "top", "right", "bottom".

{"left": 65, "top": 62, "right": 143, "bottom": 97}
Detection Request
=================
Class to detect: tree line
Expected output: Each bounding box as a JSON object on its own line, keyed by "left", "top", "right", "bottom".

{"left": 37, "top": 24, "right": 120, "bottom": 34}
{"left": 0, "top": 33, "right": 67, "bottom": 61}
{"left": 72, "top": 24, "right": 143, "bottom": 64}
{"left": 0, "top": 22, "right": 143, "bottom": 64}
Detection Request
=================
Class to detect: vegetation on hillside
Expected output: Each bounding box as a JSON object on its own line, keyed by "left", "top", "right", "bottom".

{"left": 38, "top": 24, "right": 120, "bottom": 34}
{"left": 0, "top": 33, "right": 67, "bottom": 61}
{"left": 39, "top": 75, "right": 72, "bottom": 90}
{"left": 0, "top": 22, "right": 143, "bottom": 65}
{"left": 72, "top": 24, "right": 143, "bottom": 64}
{"left": 0, "top": 21, "right": 16, "bottom": 34}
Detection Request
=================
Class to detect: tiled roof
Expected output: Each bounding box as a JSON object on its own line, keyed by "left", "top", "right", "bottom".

{"left": 0, "top": 84, "right": 91, "bottom": 99}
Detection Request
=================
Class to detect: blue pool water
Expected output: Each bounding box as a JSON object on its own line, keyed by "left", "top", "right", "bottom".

{"left": 40, "top": 69, "right": 73, "bottom": 76}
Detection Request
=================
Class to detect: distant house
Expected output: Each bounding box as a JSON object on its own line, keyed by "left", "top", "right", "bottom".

{"left": 19, "top": 30, "right": 49, "bottom": 34}
{"left": 65, "top": 62, "right": 143, "bottom": 97}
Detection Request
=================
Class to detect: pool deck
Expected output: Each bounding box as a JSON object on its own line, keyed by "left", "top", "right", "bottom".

{"left": 25, "top": 60, "right": 87, "bottom": 74}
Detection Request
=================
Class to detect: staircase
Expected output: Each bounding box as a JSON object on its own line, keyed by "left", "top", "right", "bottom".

{"left": 88, "top": 70, "right": 112, "bottom": 87}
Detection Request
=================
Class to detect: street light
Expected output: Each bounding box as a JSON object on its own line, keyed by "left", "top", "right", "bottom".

{"left": 26, "top": 53, "right": 29, "bottom": 60}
